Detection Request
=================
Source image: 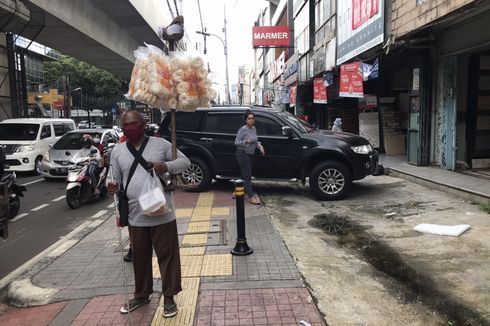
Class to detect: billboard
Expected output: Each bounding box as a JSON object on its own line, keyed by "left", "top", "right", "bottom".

{"left": 339, "top": 62, "right": 364, "bottom": 98}
{"left": 253, "top": 26, "right": 290, "bottom": 47}
{"left": 337, "top": 0, "right": 384, "bottom": 65}
{"left": 313, "top": 78, "right": 327, "bottom": 104}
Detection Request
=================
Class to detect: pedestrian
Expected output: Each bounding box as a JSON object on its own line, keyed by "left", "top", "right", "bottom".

{"left": 107, "top": 110, "right": 190, "bottom": 317}
{"left": 332, "top": 118, "right": 342, "bottom": 132}
{"left": 234, "top": 110, "right": 265, "bottom": 205}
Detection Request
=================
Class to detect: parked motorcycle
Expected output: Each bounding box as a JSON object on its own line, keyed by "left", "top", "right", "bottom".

{"left": 65, "top": 150, "right": 108, "bottom": 209}
{"left": 0, "top": 171, "right": 27, "bottom": 219}
{"left": 0, "top": 183, "right": 9, "bottom": 239}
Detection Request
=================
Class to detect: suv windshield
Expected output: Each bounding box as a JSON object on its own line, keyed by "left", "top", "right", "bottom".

{"left": 0, "top": 123, "right": 40, "bottom": 140}
{"left": 275, "top": 111, "right": 314, "bottom": 133}
{"left": 54, "top": 132, "right": 102, "bottom": 149}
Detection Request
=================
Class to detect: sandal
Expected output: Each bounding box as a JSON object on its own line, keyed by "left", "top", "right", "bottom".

{"left": 249, "top": 195, "right": 261, "bottom": 205}
{"left": 163, "top": 303, "right": 178, "bottom": 318}
{"left": 119, "top": 298, "right": 150, "bottom": 314}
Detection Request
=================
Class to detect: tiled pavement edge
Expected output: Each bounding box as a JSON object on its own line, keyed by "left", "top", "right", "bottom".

{"left": 0, "top": 186, "right": 324, "bottom": 325}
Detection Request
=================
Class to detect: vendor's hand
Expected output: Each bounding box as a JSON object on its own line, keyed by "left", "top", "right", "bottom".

{"left": 107, "top": 181, "right": 119, "bottom": 195}
{"left": 150, "top": 161, "right": 168, "bottom": 175}
{"left": 259, "top": 145, "right": 265, "bottom": 156}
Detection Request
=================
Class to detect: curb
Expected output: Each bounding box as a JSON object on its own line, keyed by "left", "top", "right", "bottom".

{"left": 0, "top": 212, "right": 114, "bottom": 302}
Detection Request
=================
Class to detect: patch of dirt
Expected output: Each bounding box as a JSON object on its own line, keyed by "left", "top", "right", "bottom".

{"left": 309, "top": 213, "right": 488, "bottom": 326}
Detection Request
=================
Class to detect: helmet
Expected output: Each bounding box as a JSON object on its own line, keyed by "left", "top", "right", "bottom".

{"left": 82, "top": 134, "right": 93, "bottom": 148}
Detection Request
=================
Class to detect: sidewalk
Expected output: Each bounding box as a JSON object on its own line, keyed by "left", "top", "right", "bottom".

{"left": 381, "top": 155, "right": 490, "bottom": 205}
{"left": 0, "top": 183, "right": 324, "bottom": 326}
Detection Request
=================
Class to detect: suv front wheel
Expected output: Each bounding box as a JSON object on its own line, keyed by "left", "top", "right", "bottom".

{"left": 182, "top": 157, "right": 212, "bottom": 192}
{"left": 309, "top": 161, "right": 352, "bottom": 200}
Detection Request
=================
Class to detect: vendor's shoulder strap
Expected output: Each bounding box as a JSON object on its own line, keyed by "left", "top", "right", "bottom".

{"left": 124, "top": 137, "right": 150, "bottom": 191}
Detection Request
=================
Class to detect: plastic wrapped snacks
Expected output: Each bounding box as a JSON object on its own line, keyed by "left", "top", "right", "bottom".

{"left": 126, "top": 44, "right": 216, "bottom": 112}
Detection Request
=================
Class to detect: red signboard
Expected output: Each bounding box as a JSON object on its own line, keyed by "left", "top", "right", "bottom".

{"left": 252, "top": 26, "right": 290, "bottom": 47}
{"left": 289, "top": 85, "right": 297, "bottom": 107}
{"left": 339, "top": 61, "right": 364, "bottom": 98}
{"left": 352, "top": 0, "right": 380, "bottom": 30}
{"left": 313, "top": 78, "right": 327, "bottom": 104}
{"left": 53, "top": 101, "right": 64, "bottom": 110}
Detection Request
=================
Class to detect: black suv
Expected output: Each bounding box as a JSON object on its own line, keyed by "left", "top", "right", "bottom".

{"left": 159, "top": 106, "right": 379, "bottom": 200}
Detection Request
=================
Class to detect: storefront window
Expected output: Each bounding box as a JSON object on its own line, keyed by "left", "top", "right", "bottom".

{"left": 315, "top": 0, "right": 336, "bottom": 44}
{"left": 294, "top": 3, "right": 310, "bottom": 55}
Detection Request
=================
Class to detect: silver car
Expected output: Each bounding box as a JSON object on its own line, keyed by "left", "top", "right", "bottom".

{"left": 40, "top": 129, "right": 119, "bottom": 180}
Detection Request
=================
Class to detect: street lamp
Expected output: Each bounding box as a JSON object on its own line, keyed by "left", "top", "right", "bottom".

{"left": 73, "top": 87, "right": 90, "bottom": 127}
{"left": 196, "top": 30, "right": 231, "bottom": 105}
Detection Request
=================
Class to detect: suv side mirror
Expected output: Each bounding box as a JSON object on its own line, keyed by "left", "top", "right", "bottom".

{"left": 282, "top": 126, "right": 293, "bottom": 138}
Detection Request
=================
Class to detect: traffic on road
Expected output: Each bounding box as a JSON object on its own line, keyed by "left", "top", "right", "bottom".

{"left": 0, "top": 172, "right": 114, "bottom": 280}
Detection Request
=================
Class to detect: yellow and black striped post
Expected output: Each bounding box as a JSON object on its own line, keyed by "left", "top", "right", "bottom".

{"left": 231, "top": 179, "right": 253, "bottom": 256}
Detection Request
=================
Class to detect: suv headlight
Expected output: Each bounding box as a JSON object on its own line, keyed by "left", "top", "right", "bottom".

{"left": 351, "top": 144, "right": 373, "bottom": 154}
{"left": 15, "top": 145, "right": 35, "bottom": 153}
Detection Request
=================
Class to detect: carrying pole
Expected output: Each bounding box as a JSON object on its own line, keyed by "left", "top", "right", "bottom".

{"left": 168, "top": 40, "right": 177, "bottom": 160}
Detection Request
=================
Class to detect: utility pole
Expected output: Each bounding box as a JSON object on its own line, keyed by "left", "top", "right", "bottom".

{"left": 224, "top": 4, "right": 231, "bottom": 105}
{"left": 196, "top": 25, "right": 231, "bottom": 104}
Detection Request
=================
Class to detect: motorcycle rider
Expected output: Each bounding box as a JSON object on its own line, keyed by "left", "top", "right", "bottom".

{"left": 77, "top": 134, "right": 103, "bottom": 193}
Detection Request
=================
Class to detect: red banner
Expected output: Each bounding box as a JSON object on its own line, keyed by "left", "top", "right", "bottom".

{"left": 352, "top": 0, "right": 380, "bottom": 30}
{"left": 313, "top": 78, "right": 327, "bottom": 104}
{"left": 53, "top": 101, "right": 64, "bottom": 110}
{"left": 339, "top": 62, "right": 364, "bottom": 98}
{"left": 253, "top": 26, "right": 290, "bottom": 47}
{"left": 289, "top": 85, "right": 297, "bottom": 107}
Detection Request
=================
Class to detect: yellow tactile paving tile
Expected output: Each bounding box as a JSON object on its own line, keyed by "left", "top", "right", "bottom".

{"left": 195, "top": 192, "right": 214, "bottom": 206}
{"left": 212, "top": 207, "right": 230, "bottom": 216}
{"left": 175, "top": 208, "right": 194, "bottom": 218}
{"left": 201, "top": 254, "right": 233, "bottom": 276}
{"left": 186, "top": 221, "right": 210, "bottom": 233}
{"left": 182, "top": 233, "right": 208, "bottom": 245}
{"left": 179, "top": 247, "right": 206, "bottom": 256}
{"left": 181, "top": 255, "right": 204, "bottom": 278}
{"left": 191, "top": 207, "right": 212, "bottom": 215}
{"left": 151, "top": 278, "right": 200, "bottom": 326}
{"left": 190, "top": 207, "right": 212, "bottom": 222}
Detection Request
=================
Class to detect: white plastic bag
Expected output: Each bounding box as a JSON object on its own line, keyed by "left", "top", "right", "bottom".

{"left": 139, "top": 169, "right": 167, "bottom": 216}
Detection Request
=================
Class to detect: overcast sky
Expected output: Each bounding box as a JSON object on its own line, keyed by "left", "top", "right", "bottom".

{"left": 180, "top": 0, "right": 268, "bottom": 97}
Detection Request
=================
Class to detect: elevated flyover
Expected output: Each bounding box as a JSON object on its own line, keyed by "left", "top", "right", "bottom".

{"left": 1, "top": 0, "right": 169, "bottom": 78}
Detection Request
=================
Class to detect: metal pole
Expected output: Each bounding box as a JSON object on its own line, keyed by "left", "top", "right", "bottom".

{"left": 223, "top": 4, "right": 231, "bottom": 105}
{"left": 231, "top": 180, "right": 253, "bottom": 256}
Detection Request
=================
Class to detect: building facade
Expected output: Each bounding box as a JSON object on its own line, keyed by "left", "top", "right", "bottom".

{"left": 254, "top": 0, "right": 490, "bottom": 173}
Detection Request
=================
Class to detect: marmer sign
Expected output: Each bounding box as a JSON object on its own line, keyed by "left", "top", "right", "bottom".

{"left": 252, "top": 26, "right": 290, "bottom": 47}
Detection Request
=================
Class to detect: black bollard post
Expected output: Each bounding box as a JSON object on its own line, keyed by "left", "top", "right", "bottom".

{"left": 231, "top": 179, "right": 253, "bottom": 256}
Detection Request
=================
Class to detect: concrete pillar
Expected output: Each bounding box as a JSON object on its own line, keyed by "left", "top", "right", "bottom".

{"left": 0, "top": 33, "right": 13, "bottom": 120}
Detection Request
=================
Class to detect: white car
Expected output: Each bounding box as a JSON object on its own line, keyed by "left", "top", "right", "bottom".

{"left": 0, "top": 118, "right": 76, "bottom": 174}
{"left": 39, "top": 129, "right": 119, "bottom": 180}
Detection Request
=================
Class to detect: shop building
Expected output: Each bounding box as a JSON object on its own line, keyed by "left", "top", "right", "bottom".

{"left": 379, "top": 0, "right": 490, "bottom": 172}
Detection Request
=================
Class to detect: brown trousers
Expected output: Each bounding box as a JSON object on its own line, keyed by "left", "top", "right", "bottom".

{"left": 129, "top": 220, "right": 182, "bottom": 299}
